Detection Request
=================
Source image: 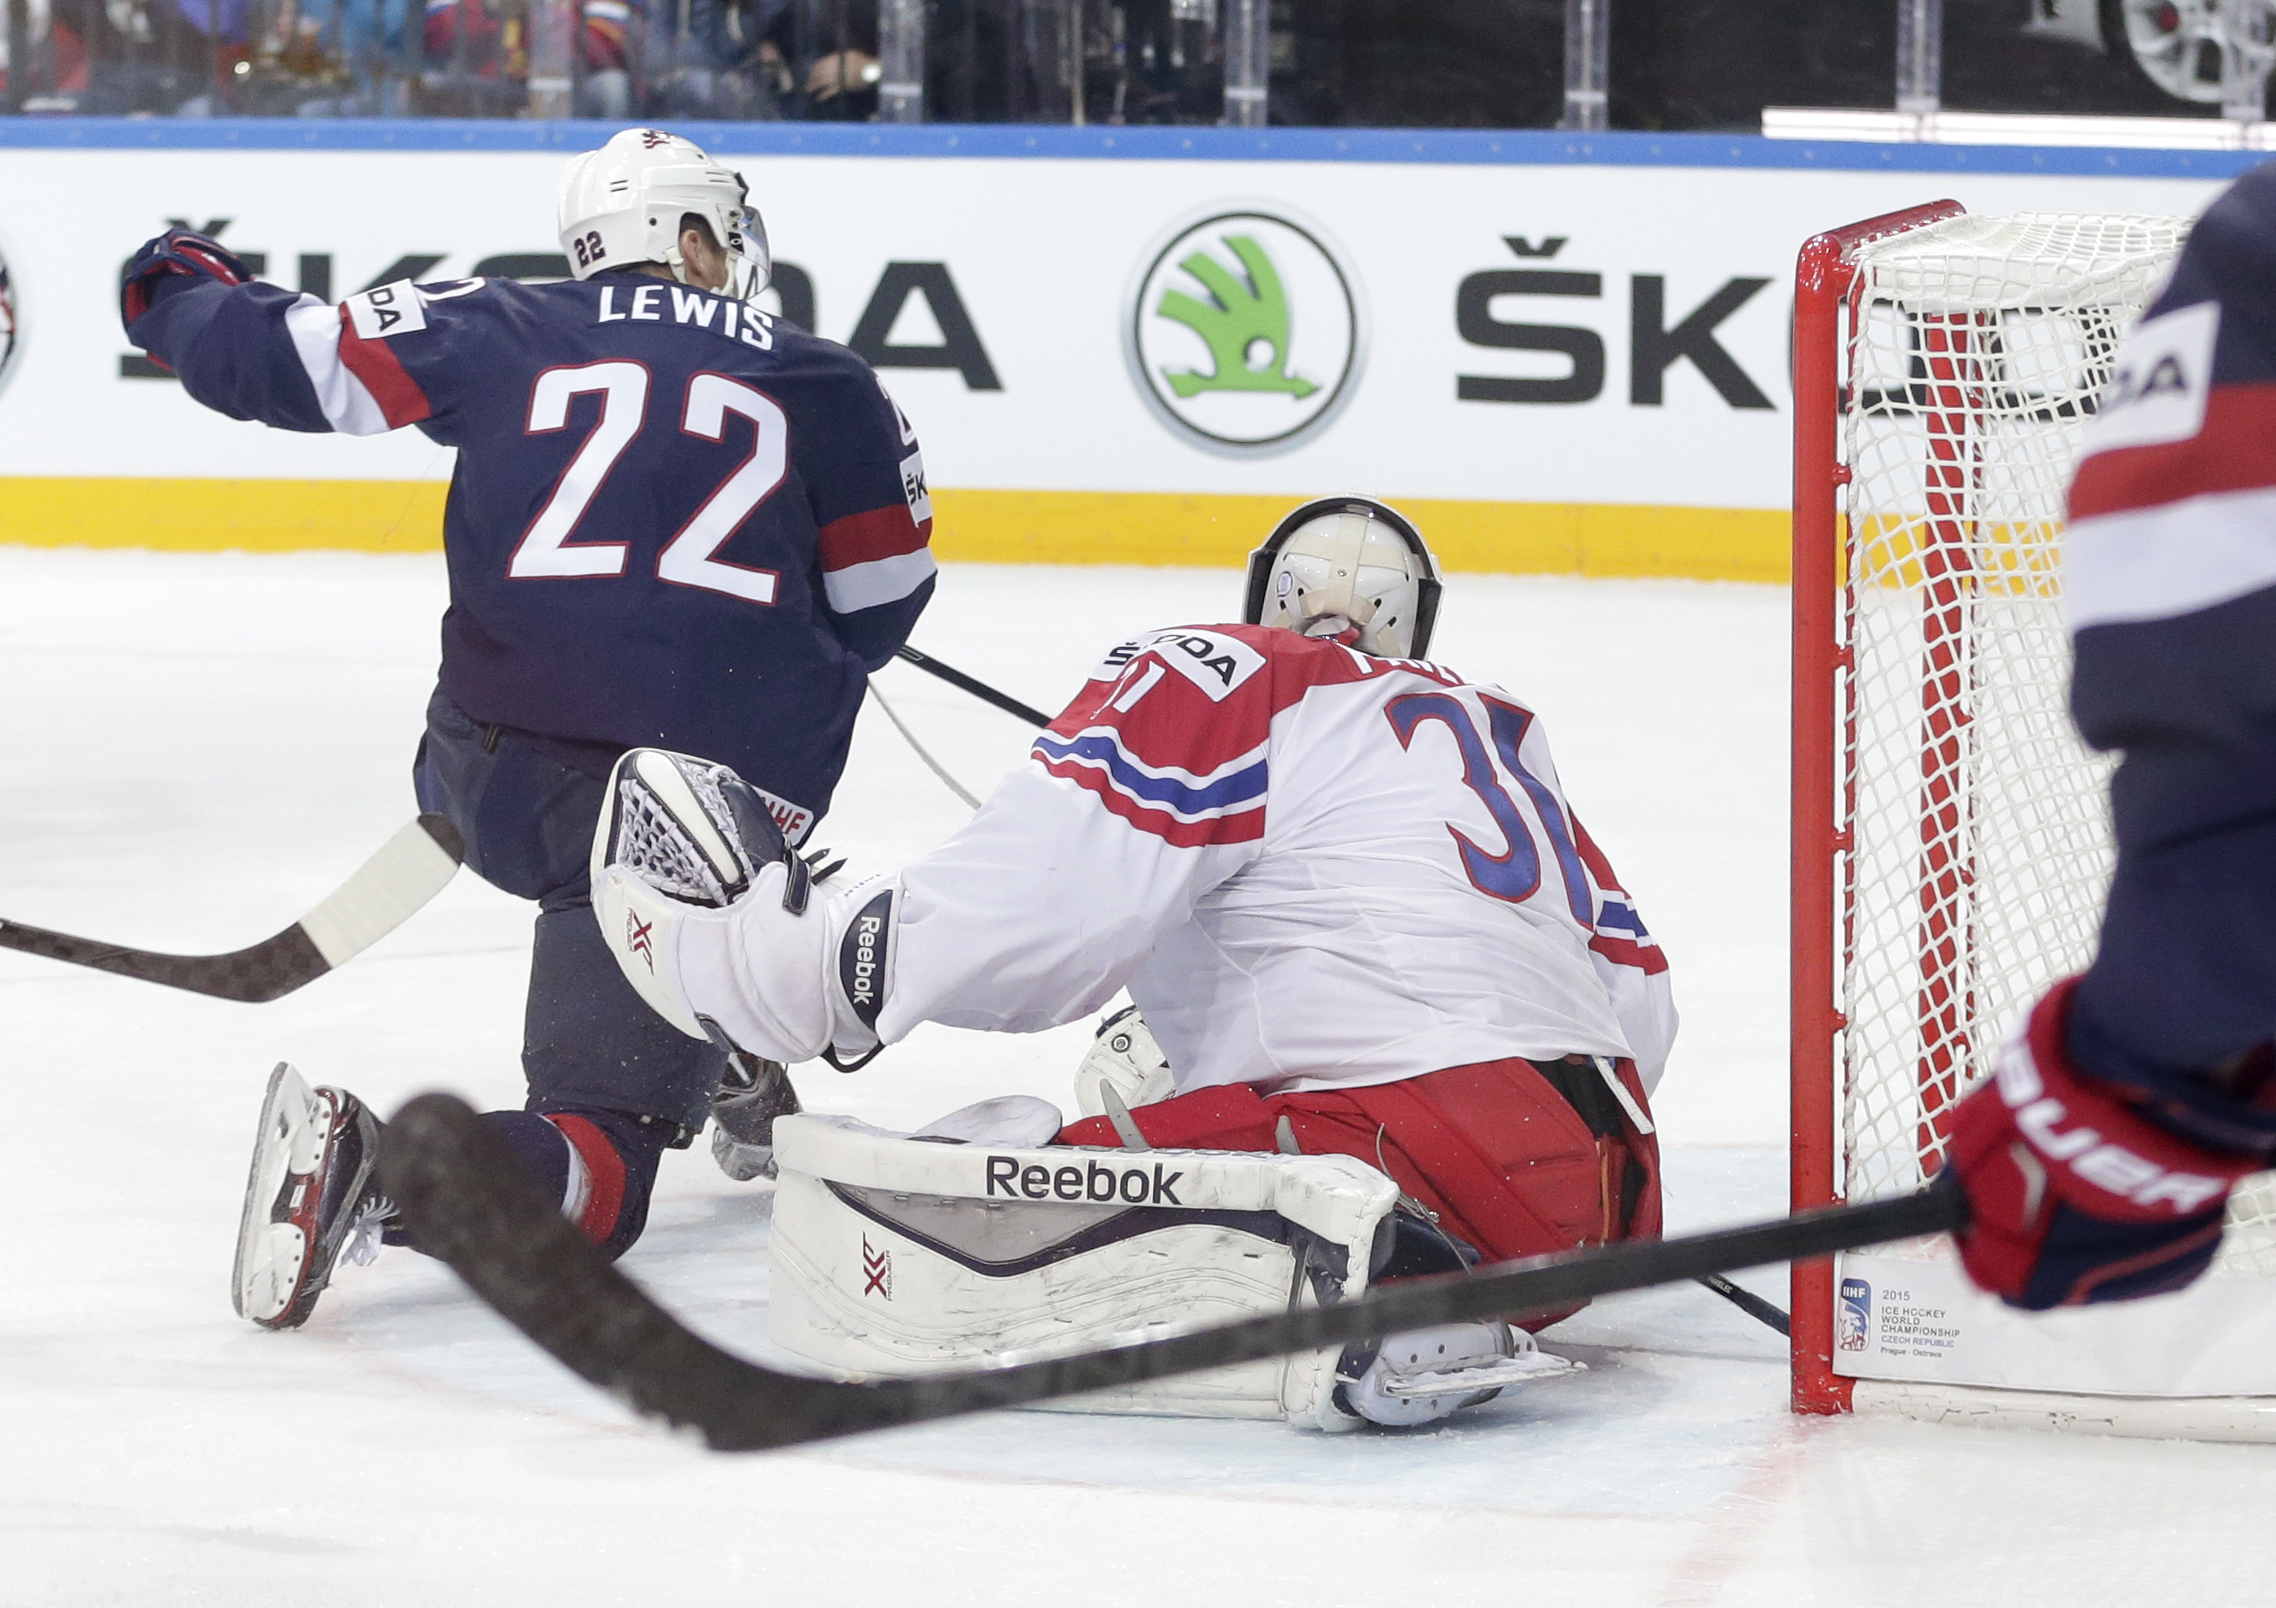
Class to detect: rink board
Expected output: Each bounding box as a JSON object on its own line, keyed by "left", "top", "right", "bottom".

{"left": 0, "top": 122, "right": 2260, "bottom": 576}
{"left": 1835, "top": 1250, "right": 2276, "bottom": 1397}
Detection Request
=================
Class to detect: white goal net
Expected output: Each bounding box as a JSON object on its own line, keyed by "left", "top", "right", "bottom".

{"left": 1832, "top": 213, "right": 2276, "bottom": 1303}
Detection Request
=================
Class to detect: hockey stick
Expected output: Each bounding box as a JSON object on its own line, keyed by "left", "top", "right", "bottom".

{"left": 384, "top": 1091, "right": 1962, "bottom": 1452}
{"left": 892, "top": 645, "right": 1056, "bottom": 728}
{"left": 0, "top": 814, "right": 464, "bottom": 1003}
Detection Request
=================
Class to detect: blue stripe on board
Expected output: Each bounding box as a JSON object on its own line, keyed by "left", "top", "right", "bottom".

{"left": 0, "top": 116, "right": 2270, "bottom": 177}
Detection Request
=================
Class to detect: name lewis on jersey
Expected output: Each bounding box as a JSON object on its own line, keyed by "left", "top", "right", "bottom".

{"left": 596, "top": 282, "right": 777, "bottom": 352}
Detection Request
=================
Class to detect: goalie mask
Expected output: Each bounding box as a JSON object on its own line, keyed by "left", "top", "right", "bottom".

{"left": 558, "top": 128, "right": 772, "bottom": 302}
{"left": 1242, "top": 497, "right": 1444, "bottom": 660}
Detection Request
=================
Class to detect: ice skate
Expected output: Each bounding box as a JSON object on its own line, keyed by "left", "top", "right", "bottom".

{"left": 232, "top": 1062, "right": 390, "bottom": 1330}
{"left": 711, "top": 1053, "right": 803, "bottom": 1182}
{"left": 1333, "top": 1321, "right": 1582, "bottom": 1428}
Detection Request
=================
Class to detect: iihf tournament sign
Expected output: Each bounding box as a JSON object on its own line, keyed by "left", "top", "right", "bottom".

{"left": 1125, "top": 205, "right": 1367, "bottom": 458}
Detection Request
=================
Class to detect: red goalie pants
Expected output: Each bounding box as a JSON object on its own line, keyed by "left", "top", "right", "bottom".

{"left": 1055, "top": 1055, "right": 1661, "bottom": 1326}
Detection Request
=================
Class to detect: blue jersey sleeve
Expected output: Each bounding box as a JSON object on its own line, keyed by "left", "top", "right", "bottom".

{"left": 793, "top": 366, "right": 936, "bottom": 672}
{"left": 125, "top": 278, "right": 333, "bottom": 434}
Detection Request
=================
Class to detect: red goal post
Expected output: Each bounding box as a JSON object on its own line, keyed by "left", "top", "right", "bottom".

{"left": 1790, "top": 200, "right": 1968, "bottom": 1415}
{"left": 1783, "top": 202, "right": 2276, "bottom": 1433}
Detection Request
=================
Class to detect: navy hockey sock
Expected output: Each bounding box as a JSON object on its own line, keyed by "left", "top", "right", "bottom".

{"left": 481, "top": 1106, "right": 673, "bottom": 1260}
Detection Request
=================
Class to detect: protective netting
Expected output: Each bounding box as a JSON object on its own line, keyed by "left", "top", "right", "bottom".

{"left": 1835, "top": 213, "right": 2276, "bottom": 1278}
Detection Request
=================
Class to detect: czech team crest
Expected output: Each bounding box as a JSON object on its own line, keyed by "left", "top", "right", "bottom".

{"left": 1125, "top": 204, "right": 1366, "bottom": 457}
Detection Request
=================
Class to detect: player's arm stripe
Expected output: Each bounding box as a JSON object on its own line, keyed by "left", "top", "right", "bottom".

{"left": 334, "top": 307, "right": 434, "bottom": 431}
{"left": 1595, "top": 899, "right": 1650, "bottom": 938}
{"left": 822, "top": 547, "right": 937, "bottom": 614}
{"left": 820, "top": 504, "right": 930, "bottom": 570}
{"left": 1033, "top": 730, "right": 1269, "bottom": 820}
{"left": 2064, "top": 486, "right": 2276, "bottom": 630}
{"left": 2070, "top": 384, "right": 2276, "bottom": 520}
{"left": 282, "top": 295, "right": 391, "bottom": 436}
{"left": 1042, "top": 760, "right": 1268, "bottom": 847}
{"left": 1590, "top": 932, "right": 1670, "bottom": 976}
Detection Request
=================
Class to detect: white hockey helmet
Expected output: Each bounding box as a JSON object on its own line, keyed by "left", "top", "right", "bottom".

{"left": 557, "top": 128, "right": 772, "bottom": 301}
{"left": 1242, "top": 496, "right": 1444, "bottom": 660}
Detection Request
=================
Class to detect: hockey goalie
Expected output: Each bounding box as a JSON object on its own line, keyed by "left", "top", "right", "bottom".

{"left": 595, "top": 498, "right": 1677, "bottom": 1430}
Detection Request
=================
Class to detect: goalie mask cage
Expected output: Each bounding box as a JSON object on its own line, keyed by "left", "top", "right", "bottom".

{"left": 1790, "top": 202, "right": 2276, "bottom": 1439}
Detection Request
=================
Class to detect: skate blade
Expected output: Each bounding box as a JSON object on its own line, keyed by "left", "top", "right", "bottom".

{"left": 230, "top": 1063, "right": 326, "bottom": 1326}
{"left": 1379, "top": 1350, "right": 1585, "bottom": 1400}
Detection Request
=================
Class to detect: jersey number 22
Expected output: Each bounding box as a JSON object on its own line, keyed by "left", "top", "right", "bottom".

{"left": 509, "top": 360, "right": 786, "bottom": 606}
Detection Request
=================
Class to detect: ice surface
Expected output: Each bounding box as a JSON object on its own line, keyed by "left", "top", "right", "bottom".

{"left": 2, "top": 550, "right": 2270, "bottom": 1605}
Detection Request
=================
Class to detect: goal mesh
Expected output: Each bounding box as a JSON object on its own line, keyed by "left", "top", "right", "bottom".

{"left": 1834, "top": 212, "right": 2276, "bottom": 1277}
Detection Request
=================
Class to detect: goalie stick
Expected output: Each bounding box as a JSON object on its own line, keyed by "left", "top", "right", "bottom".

{"left": 384, "top": 1090, "right": 1963, "bottom": 1452}
{"left": 0, "top": 814, "right": 464, "bottom": 1003}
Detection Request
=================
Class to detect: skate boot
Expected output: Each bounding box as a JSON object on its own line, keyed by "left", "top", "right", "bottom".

{"left": 1332, "top": 1321, "right": 1584, "bottom": 1427}
{"left": 710, "top": 1052, "right": 802, "bottom": 1182}
{"left": 232, "top": 1062, "right": 391, "bottom": 1329}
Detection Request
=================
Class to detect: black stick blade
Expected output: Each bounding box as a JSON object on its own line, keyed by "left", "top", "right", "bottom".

{"left": 0, "top": 814, "right": 462, "bottom": 1004}
{"left": 0, "top": 917, "right": 328, "bottom": 1004}
{"left": 389, "top": 1091, "right": 1965, "bottom": 1454}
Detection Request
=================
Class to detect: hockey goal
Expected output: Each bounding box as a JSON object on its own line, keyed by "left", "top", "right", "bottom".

{"left": 1790, "top": 202, "right": 2276, "bottom": 1438}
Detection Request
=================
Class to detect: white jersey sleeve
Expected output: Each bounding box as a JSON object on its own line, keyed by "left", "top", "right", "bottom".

{"left": 876, "top": 629, "right": 1277, "bottom": 1039}
{"left": 877, "top": 624, "right": 1677, "bottom": 1098}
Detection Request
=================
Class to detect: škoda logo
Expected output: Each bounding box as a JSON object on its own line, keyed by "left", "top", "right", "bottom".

{"left": 1126, "top": 204, "right": 1366, "bottom": 458}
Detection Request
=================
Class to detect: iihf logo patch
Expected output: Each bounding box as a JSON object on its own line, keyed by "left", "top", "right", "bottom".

{"left": 625, "top": 912, "right": 656, "bottom": 971}
{"left": 1837, "top": 1277, "right": 1871, "bottom": 1352}
{"left": 861, "top": 1236, "right": 892, "bottom": 1300}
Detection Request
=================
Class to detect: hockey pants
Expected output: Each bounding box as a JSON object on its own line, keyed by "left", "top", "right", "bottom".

{"left": 1056, "top": 1056, "right": 1662, "bottom": 1328}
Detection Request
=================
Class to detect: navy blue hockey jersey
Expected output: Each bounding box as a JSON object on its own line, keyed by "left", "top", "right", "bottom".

{"left": 127, "top": 271, "right": 935, "bottom": 823}
{"left": 2061, "top": 162, "right": 2276, "bottom": 1108}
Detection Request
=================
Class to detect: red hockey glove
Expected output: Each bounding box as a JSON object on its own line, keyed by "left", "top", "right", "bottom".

{"left": 120, "top": 228, "right": 252, "bottom": 333}
{"left": 1944, "top": 977, "right": 2265, "bottom": 1310}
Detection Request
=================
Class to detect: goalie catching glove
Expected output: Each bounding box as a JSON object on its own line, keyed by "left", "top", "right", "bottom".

{"left": 592, "top": 749, "right": 894, "bottom": 1070}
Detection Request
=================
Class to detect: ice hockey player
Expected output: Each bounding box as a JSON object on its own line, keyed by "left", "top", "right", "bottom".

{"left": 591, "top": 497, "right": 1676, "bottom": 1427}
{"left": 1940, "top": 165, "right": 2276, "bottom": 1310}
{"left": 118, "top": 128, "right": 936, "bottom": 1328}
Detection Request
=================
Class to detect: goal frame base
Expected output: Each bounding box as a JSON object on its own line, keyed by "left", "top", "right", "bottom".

{"left": 1849, "top": 1380, "right": 2276, "bottom": 1442}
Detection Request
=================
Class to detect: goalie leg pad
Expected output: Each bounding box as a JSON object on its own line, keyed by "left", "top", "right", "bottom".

{"left": 766, "top": 1114, "right": 1399, "bottom": 1428}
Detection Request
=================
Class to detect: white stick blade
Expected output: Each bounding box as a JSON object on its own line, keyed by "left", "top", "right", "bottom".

{"left": 297, "top": 818, "right": 462, "bottom": 968}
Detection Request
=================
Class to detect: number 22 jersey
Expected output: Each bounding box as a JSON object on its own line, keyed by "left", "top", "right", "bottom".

{"left": 880, "top": 625, "right": 1678, "bottom": 1096}
{"left": 126, "top": 271, "right": 934, "bottom": 823}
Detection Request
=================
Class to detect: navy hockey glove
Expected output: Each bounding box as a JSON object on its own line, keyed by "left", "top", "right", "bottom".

{"left": 120, "top": 228, "right": 252, "bottom": 332}
{"left": 1943, "top": 978, "right": 2271, "bottom": 1310}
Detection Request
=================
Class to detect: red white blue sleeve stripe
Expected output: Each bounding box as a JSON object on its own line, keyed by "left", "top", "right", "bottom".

{"left": 1033, "top": 727, "right": 1270, "bottom": 847}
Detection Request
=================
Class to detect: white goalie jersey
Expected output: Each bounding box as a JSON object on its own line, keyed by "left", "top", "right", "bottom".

{"left": 880, "top": 624, "right": 1676, "bottom": 1095}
